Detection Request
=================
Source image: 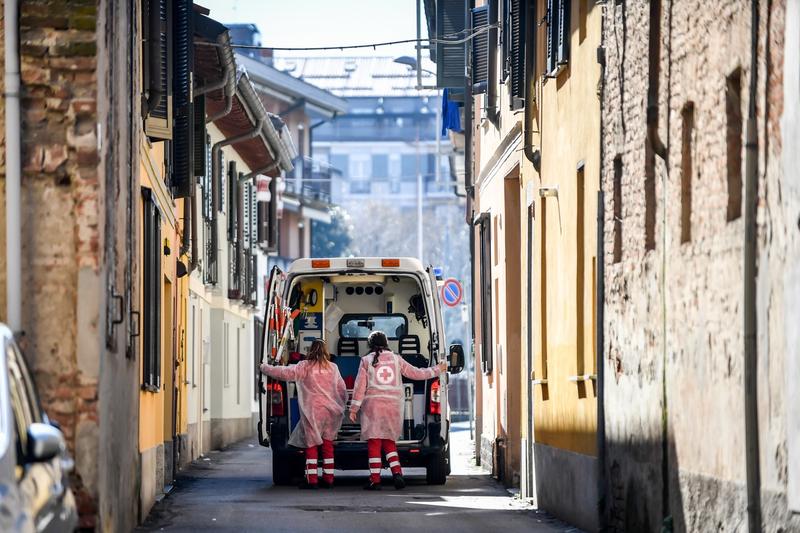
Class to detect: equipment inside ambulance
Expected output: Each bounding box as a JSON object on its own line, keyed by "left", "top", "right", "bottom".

{"left": 258, "top": 258, "right": 465, "bottom": 485}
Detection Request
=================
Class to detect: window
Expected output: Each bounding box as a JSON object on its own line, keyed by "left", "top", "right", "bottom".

{"left": 401, "top": 154, "right": 417, "bottom": 180}
{"left": 478, "top": 214, "right": 493, "bottom": 374}
{"left": 349, "top": 154, "right": 371, "bottom": 179}
{"left": 350, "top": 180, "right": 371, "bottom": 195}
{"left": 726, "top": 68, "right": 743, "bottom": 221}
{"left": 330, "top": 154, "right": 349, "bottom": 174}
{"left": 388, "top": 154, "right": 401, "bottom": 178}
{"left": 142, "top": 0, "right": 173, "bottom": 139}
{"left": 372, "top": 154, "right": 389, "bottom": 179}
{"left": 681, "top": 103, "right": 695, "bottom": 243}
{"left": 223, "top": 322, "right": 230, "bottom": 388}
{"left": 142, "top": 189, "right": 162, "bottom": 391}
{"left": 339, "top": 314, "right": 409, "bottom": 340}
{"left": 236, "top": 328, "right": 241, "bottom": 405}
{"left": 546, "top": 0, "right": 570, "bottom": 76}
{"left": 644, "top": 142, "right": 656, "bottom": 251}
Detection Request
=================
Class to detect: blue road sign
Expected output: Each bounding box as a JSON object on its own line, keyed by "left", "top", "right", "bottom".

{"left": 441, "top": 278, "right": 463, "bottom": 307}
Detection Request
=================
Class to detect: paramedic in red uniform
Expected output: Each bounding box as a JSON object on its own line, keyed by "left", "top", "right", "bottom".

{"left": 261, "top": 339, "right": 347, "bottom": 489}
{"left": 349, "top": 331, "right": 446, "bottom": 490}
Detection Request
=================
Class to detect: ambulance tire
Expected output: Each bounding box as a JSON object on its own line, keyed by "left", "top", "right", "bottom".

{"left": 426, "top": 450, "right": 448, "bottom": 485}
{"left": 272, "top": 454, "right": 294, "bottom": 486}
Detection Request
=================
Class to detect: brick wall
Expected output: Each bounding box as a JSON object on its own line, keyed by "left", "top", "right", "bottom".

{"left": 601, "top": 1, "right": 798, "bottom": 531}
{"left": 0, "top": 0, "right": 102, "bottom": 528}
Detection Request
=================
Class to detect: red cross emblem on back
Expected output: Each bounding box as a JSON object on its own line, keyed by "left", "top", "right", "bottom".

{"left": 375, "top": 364, "right": 395, "bottom": 385}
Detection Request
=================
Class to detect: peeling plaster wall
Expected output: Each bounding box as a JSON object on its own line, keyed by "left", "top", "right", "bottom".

{"left": 601, "top": 1, "right": 798, "bottom": 531}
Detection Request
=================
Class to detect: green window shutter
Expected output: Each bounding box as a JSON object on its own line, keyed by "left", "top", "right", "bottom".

{"left": 508, "top": 0, "right": 526, "bottom": 108}
{"left": 546, "top": 0, "right": 556, "bottom": 74}
{"left": 143, "top": 0, "right": 173, "bottom": 139}
{"left": 193, "top": 94, "right": 207, "bottom": 178}
{"left": 471, "top": 5, "right": 489, "bottom": 94}
{"left": 556, "top": 0, "right": 570, "bottom": 67}
{"left": 436, "top": 0, "right": 468, "bottom": 88}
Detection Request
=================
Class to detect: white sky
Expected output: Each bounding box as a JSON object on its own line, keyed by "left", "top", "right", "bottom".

{"left": 198, "top": 0, "right": 430, "bottom": 59}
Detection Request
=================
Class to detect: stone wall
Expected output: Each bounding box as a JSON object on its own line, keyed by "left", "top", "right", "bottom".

{"left": 601, "top": 1, "right": 798, "bottom": 531}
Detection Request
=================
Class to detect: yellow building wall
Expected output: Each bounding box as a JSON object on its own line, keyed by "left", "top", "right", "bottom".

{"left": 137, "top": 139, "right": 190, "bottom": 451}
{"left": 525, "top": 1, "right": 602, "bottom": 457}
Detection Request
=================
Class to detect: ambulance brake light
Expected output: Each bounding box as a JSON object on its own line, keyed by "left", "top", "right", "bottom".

{"left": 381, "top": 259, "right": 400, "bottom": 267}
{"left": 429, "top": 378, "right": 441, "bottom": 415}
{"left": 311, "top": 259, "right": 330, "bottom": 268}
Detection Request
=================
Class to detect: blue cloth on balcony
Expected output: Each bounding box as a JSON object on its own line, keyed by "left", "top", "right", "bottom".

{"left": 441, "top": 88, "right": 462, "bottom": 136}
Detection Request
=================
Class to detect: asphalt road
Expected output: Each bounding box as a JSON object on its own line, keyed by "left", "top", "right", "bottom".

{"left": 139, "top": 423, "right": 580, "bottom": 532}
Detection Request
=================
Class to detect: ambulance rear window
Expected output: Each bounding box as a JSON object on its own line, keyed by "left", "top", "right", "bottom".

{"left": 339, "top": 314, "right": 408, "bottom": 340}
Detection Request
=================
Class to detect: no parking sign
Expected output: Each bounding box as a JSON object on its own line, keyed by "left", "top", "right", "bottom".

{"left": 440, "top": 278, "right": 463, "bottom": 307}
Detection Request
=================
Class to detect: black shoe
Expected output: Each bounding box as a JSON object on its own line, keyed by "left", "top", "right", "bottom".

{"left": 363, "top": 480, "right": 382, "bottom": 491}
{"left": 392, "top": 473, "right": 406, "bottom": 490}
{"left": 319, "top": 479, "right": 334, "bottom": 489}
{"left": 299, "top": 480, "right": 318, "bottom": 490}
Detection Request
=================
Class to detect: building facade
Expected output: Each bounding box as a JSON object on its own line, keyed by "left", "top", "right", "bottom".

{"left": 455, "top": 1, "right": 602, "bottom": 530}
{"left": 600, "top": 1, "right": 799, "bottom": 531}
{"left": 427, "top": 0, "right": 799, "bottom": 531}
{"left": 0, "top": 2, "right": 294, "bottom": 528}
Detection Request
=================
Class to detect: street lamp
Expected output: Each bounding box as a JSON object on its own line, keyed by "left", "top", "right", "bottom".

{"left": 393, "top": 56, "right": 442, "bottom": 263}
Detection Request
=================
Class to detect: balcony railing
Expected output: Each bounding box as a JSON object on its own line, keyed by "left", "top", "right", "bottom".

{"left": 285, "top": 156, "right": 340, "bottom": 204}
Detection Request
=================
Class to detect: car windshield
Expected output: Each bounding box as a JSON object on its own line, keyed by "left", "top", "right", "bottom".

{"left": 339, "top": 314, "right": 408, "bottom": 340}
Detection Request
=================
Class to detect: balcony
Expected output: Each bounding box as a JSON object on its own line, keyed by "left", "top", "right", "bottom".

{"left": 285, "top": 156, "right": 339, "bottom": 205}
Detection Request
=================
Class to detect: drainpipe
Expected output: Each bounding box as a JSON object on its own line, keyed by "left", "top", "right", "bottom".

{"left": 4, "top": 0, "right": 22, "bottom": 333}
{"left": 743, "top": 0, "right": 761, "bottom": 531}
{"left": 194, "top": 31, "right": 234, "bottom": 97}
{"left": 596, "top": 5, "right": 607, "bottom": 529}
{"left": 240, "top": 162, "right": 279, "bottom": 184}
{"left": 202, "top": 35, "right": 236, "bottom": 124}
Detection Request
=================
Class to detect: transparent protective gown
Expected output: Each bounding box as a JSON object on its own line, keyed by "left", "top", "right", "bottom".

{"left": 350, "top": 351, "right": 439, "bottom": 440}
{"left": 260, "top": 360, "right": 347, "bottom": 448}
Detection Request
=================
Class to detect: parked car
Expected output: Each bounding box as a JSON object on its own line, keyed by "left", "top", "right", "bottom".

{"left": 0, "top": 324, "right": 78, "bottom": 532}
{"left": 258, "top": 257, "right": 465, "bottom": 485}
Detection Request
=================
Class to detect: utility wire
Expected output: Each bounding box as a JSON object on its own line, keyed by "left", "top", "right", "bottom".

{"left": 195, "top": 24, "right": 499, "bottom": 52}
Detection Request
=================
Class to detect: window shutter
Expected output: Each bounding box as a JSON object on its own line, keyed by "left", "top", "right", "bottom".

{"left": 436, "top": 0, "right": 468, "bottom": 88}
{"left": 193, "top": 95, "right": 207, "bottom": 178}
{"left": 556, "top": 0, "right": 570, "bottom": 67}
{"left": 470, "top": 5, "right": 489, "bottom": 94}
{"left": 546, "top": 0, "right": 556, "bottom": 74}
{"left": 508, "top": 0, "right": 525, "bottom": 108}
{"left": 143, "top": 0, "right": 173, "bottom": 139}
{"left": 170, "top": 0, "right": 192, "bottom": 198}
{"left": 228, "top": 161, "right": 237, "bottom": 241}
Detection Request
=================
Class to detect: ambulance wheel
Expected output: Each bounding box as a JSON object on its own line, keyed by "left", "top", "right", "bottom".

{"left": 426, "top": 450, "right": 448, "bottom": 485}
{"left": 272, "top": 455, "right": 294, "bottom": 486}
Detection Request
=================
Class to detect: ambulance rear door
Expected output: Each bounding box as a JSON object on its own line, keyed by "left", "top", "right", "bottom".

{"left": 258, "top": 265, "right": 286, "bottom": 447}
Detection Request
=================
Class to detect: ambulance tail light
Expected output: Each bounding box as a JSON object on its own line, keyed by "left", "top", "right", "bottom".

{"left": 311, "top": 259, "right": 330, "bottom": 268}
{"left": 381, "top": 258, "right": 400, "bottom": 267}
{"left": 267, "top": 381, "right": 285, "bottom": 416}
{"left": 428, "top": 378, "right": 441, "bottom": 415}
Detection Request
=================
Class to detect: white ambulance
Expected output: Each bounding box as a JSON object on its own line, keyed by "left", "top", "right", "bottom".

{"left": 257, "top": 257, "right": 465, "bottom": 485}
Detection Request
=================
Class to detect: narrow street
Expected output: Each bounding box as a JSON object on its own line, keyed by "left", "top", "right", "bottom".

{"left": 138, "top": 423, "right": 577, "bottom": 532}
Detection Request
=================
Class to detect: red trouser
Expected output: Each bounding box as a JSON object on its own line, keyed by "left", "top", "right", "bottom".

{"left": 305, "top": 439, "right": 335, "bottom": 485}
{"left": 367, "top": 438, "right": 402, "bottom": 483}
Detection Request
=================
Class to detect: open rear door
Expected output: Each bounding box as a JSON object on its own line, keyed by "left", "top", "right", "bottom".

{"left": 258, "top": 265, "right": 286, "bottom": 447}
{"left": 426, "top": 267, "right": 448, "bottom": 428}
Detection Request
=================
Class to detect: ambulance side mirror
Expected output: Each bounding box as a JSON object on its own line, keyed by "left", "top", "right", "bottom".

{"left": 448, "top": 344, "right": 465, "bottom": 374}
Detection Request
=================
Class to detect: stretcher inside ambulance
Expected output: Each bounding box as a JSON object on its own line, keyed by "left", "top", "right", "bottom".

{"left": 258, "top": 257, "right": 465, "bottom": 485}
